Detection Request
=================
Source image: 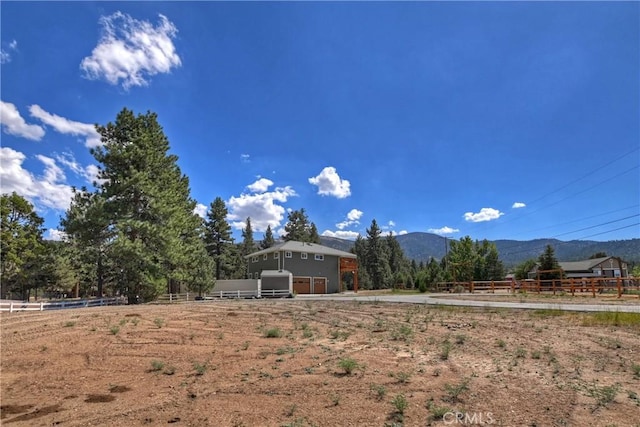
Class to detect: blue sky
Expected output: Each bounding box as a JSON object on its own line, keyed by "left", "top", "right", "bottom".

{"left": 1, "top": 2, "right": 638, "bottom": 243}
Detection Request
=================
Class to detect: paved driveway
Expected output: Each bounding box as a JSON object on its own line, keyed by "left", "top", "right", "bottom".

{"left": 296, "top": 293, "right": 640, "bottom": 313}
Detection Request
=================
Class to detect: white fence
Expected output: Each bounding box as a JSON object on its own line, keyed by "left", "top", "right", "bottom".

{"left": 154, "top": 288, "right": 291, "bottom": 303}
{"left": 0, "top": 297, "right": 125, "bottom": 313}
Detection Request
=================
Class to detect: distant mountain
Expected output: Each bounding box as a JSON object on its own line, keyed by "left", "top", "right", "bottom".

{"left": 319, "top": 233, "right": 640, "bottom": 268}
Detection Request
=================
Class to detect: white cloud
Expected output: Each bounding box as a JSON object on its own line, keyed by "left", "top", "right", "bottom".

{"left": 321, "top": 229, "right": 360, "bottom": 240}
{"left": 227, "top": 185, "right": 297, "bottom": 232}
{"left": 55, "top": 152, "right": 103, "bottom": 186}
{"left": 428, "top": 226, "right": 460, "bottom": 235}
{"left": 0, "top": 101, "right": 45, "bottom": 140}
{"left": 308, "top": 166, "right": 351, "bottom": 199}
{"left": 241, "top": 154, "right": 250, "bottom": 163}
{"left": 0, "top": 147, "right": 73, "bottom": 211}
{"left": 29, "top": 105, "right": 101, "bottom": 148}
{"left": 194, "top": 203, "right": 207, "bottom": 219}
{"left": 45, "top": 229, "right": 67, "bottom": 241}
{"left": 336, "top": 208, "right": 363, "bottom": 230}
{"left": 247, "top": 178, "right": 274, "bottom": 193}
{"left": 512, "top": 202, "right": 526, "bottom": 209}
{"left": 0, "top": 39, "right": 17, "bottom": 64}
{"left": 398, "top": 230, "right": 408, "bottom": 235}
{"left": 80, "top": 11, "right": 181, "bottom": 89}
{"left": 463, "top": 207, "right": 504, "bottom": 223}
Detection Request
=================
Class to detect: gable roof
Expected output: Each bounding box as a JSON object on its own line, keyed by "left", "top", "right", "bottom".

{"left": 245, "top": 241, "right": 356, "bottom": 259}
{"left": 558, "top": 256, "right": 616, "bottom": 272}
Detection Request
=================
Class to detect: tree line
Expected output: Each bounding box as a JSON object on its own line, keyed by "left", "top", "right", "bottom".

{"left": 3, "top": 108, "right": 603, "bottom": 301}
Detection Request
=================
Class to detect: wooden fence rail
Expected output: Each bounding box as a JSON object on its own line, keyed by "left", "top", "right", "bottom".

{"left": 437, "top": 277, "right": 640, "bottom": 298}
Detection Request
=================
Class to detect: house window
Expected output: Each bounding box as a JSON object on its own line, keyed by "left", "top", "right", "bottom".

{"left": 314, "top": 254, "right": 324, "bottom": 261}
{"left": 285, "top": 251, "right": 292, "bottom": 258}
{"left": 252, "top": 256, "right": 258, "bottom": 263}
{"left": 263, "top": 254, "right": 268, "bottom": 261}
{"left": 301, "top": 253, "right": 308, "bottom": 260}
{"left": 248, "top": 272, "right": 253, "bottom": 279}
{"left": 274, "top": 252, "right": 279, "bottom": 259}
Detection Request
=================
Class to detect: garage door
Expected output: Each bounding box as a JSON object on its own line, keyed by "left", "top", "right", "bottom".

{"left": 313, "top": 277, "right": 327, "bottom": 294}
{"left": 293, "top": 277, "right": 311, "bottom": 294}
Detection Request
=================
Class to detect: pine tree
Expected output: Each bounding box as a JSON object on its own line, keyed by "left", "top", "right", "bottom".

{"left": 283, "top": 208, "right": 312, "bottom": 242}
{"left": 352, "top": 235, "right": 371, "bottom": 289}
{"left": 261, "top": 225, "right": 275, "bottom": 249}
{"left": 237, "top": 217, "right": 256, "bottom": 278}
{"left": 205, "top": 197, "right": 234, "bottom": 280}
{"left": 365, "top": 219, "right": 392, "bottom": 289}
{"left": 1, "top": 193, "right": 45, "bottom": 299}
{"left": 309, "top": 222, "right": 321, "bottom": 244}
{"left": 537, "top": 245, "right": 562, "bottom": 280}
{"left": 65, "top": 108, "right": 212, "bottom": 301}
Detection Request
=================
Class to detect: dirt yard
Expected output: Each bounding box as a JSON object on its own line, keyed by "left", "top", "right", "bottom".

{"left": 1, "top": 299, "right": 639, "bottom": 426}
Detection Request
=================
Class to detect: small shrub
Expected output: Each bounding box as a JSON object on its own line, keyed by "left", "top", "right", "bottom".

{"left": 440, "top": 340, "right": 452, "bottom": 360}
{"left": 496, "top": 339, "right": 506, "bottom": 348}
{"left": 338, "top": 357, "right": 359, "bottom": 375}
{"left": 371, "top": 384, "right": 387, "bottom": 401}
{"left": 391, "top": 393, "right": 408, "bottom": 415}
{"left": 109, "top": 325, "right": 120, "bottom": 335}
{"left": 264, "top": 327, "right": 283, "bottom": 338}
{"left": 150, "top": 360, "right": 164, "bottom": 372}
{"left": 64, "top": 321, "right": 76, "bottom": 328}
{"left": 531, "top": 351, "right": 542, "bottom": 360}
{"left": 163, "top": 366, "right": 176, "bottom": 375}
{"left": 586, "top": 382, "right": 620, "bottom": 408}
{"left": 193, "top": 362, "right": 207, "bottom": 376}
{"left": 154, "top": 318, "right": 165, "bottom": 328}
{"left": 455, "top": 334, "right": 467, "bottom": 345}
{"left": 515, "top": 347, "right": 527, "bottom": 358}
{"left": 394, "top": 371, "right": 412, "bottom": 384}
{"left": 444, "top": 377, "right": 470, "bottom": 403}
{"left": 632, "top": 363, "right": 640, "bottom": 379}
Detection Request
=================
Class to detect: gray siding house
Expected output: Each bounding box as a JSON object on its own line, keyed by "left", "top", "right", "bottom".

{"left": 245, "top": 241, "right": 357, "bottom": 294}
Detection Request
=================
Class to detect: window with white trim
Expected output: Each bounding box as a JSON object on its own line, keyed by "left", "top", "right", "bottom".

{"left": 285, "top": 251, "right": 292, "bottom": 258}
{"left": 274, "top": 252, "right": 279, "bottom": 259}
{"left": 314, "top": 254, "right": 324, "bottom": 261}
{"left": 263, "top": 254, "right": 268, "bottom": 260}
{"left": 301, "top": 253, "right": 308, "bottom": 260}
{"left": 252, "top": 256, "right": 258, "bottom": 263}
{"left": 248, "top": 272, "right": 253, "bottom": 279}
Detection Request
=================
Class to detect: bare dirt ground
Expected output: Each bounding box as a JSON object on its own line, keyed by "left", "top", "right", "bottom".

{"left": 1, "top": 299, "right": 639, "bottom": 427}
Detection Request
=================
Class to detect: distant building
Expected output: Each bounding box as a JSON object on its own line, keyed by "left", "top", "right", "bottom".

{"left": 528, "top": 256, "right": 629, "bottom": 279}
{"left": 245, "top": 241, "right": 357, "bottom": 294}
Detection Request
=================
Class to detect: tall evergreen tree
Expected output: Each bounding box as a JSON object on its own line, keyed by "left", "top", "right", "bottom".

{"left": 352, "top": 235, "right": 372, "bottom": 289}
{"left": 309, "top": 222, "right": 321, "bottom": 244}
{"left": 537, "top": 245, "right": 562, "bottom": 280}
{"left": 260, "top": 225, "right": 275, "bottom": 249}
{"left": 1, "top": 193, "right": 45, "bottom": 299}
{"left": 237, "top": 217, "right": 256, "bottom": 278}
{"left": 64, "top": 108, "right": 212, "bottom": 301}
{"left": 445, "top": 236, "right": 477, "bottom": 282}
{"left": 204, "top": 197, "right": 234, "bottom": 280}
{"left": 365, "top": 219, "right": 392, "bottom": 289}
{"left": 283, "top": 208, "right": 316, "bottom": 242}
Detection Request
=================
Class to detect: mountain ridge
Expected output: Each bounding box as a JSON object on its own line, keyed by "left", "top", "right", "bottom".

{"left": 318, "top": 232, "right": 640, "bottom": 267}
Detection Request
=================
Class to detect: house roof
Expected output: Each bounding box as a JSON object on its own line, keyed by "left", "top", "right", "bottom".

{"left": 245, "top": 241, "right": 356, "bottom": 259}
{"left": 558, "top": 256, "right": 614, "bottom": 272}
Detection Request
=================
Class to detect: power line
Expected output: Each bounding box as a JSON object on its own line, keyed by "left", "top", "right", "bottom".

{"left": 550, "top": 214, "right": 640, "bottom": 238}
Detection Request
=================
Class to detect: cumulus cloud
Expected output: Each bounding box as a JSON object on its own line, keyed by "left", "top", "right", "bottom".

{"left": 247, "top": 178, "right": 274, "bottom": 194}
{"left": 398, "top": 230, "right": 408, "bottom": 235}
{"left": 463, "top": 207, "right": 504, "bottom": 223}
{"left": 227, "top": 184, "right": 297, "bottom": 232}
{"left": 0, "top": 147, "right": 73, "bottom": 211}
{"left": 80, "top": 11, "right": 181, "bottom": 89}
{"left": 29, "top": 105, "right": 101, "bottom": 148}
{"left": 428, "top": 226, "right": 460, "bottom": 235}
{"left": 336, "top": 208, "right": 363, "bottom": 230}
{"left": 512, "top": 202, "right": 526, "bottom": 209}
{"left": 0, "top": 101, "right": 45, "bottom": 140}
{"left": 45, "top": 229, "right": 67, "bottom": 241}
{"left": 193, "top": 203, "right": 207, "bottom": 219}
{"left": 321, "top": 229, "right": 360, "bottom": 240}
{"left": 308, "top": 166, "right": 351, "bottom": 198}
{"left": 54, "top": 152, "right": 103, "bottom": 186}
{"left": 240, "top": 154, "right": 250, "bottom": 163}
